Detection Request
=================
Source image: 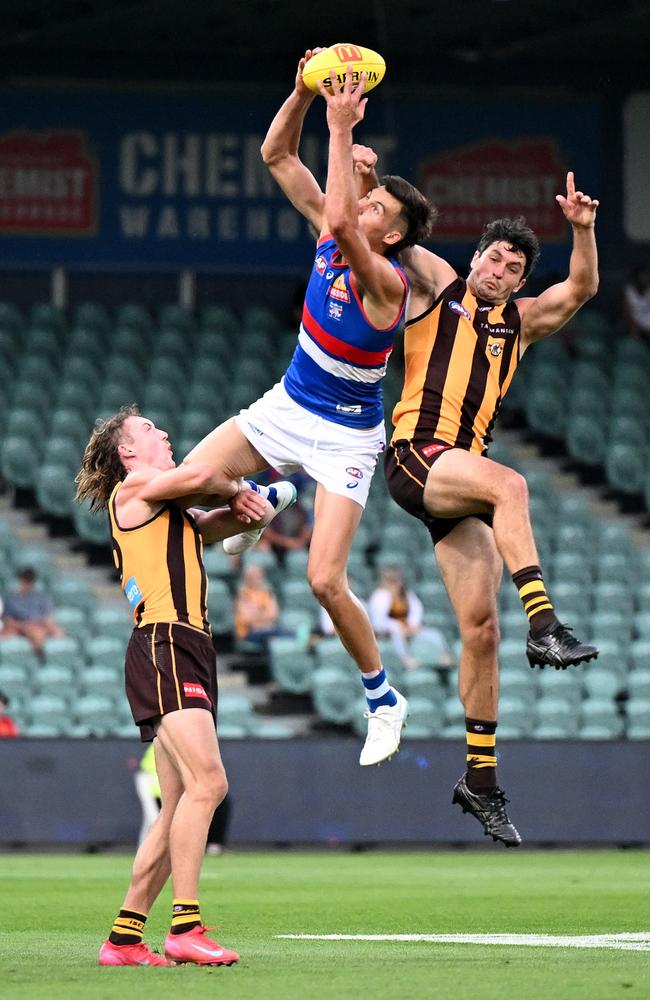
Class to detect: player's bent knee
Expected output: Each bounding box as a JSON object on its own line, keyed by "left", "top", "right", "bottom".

{"left": 308, "top": 570, "right": 345, "bottom": 607}
{"left": 460, "top": 615, "right": 500, "bottom": 658}
{"left": 498, "top": 468, "right": 529, "bottom": 508}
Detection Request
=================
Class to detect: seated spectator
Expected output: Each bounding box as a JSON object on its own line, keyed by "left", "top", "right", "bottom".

{"left": 0, "top": 689, "right": 19, "bottom": 738}
{"left": 623, "top": 264, "right": 650, "bottom": 339}
{"left": 234, "top": 564, "right": 286, "bottom": 651}
{"left": 367, "top": 565, "right": 451, "bottom": 670}
{"left": 0, "top": 567, "right": 64, "bottom": 659}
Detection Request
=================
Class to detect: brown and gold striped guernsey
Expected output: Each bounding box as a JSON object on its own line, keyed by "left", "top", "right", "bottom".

{"left": 108, "top": 483, "right": 209, "bottom": 633}
{"left": 392, "top": 276, "right": 521, "bottom": 454}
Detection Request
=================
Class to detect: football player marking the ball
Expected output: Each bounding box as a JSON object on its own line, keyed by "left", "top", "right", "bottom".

{"left": 181, "top": 50, "right": 435, "bottom": 767}
{"left": 376, "top": 169, "right": 599, "bottom": 845}
{"left": 76, "top": 405, "right": 294, "bottom": 966}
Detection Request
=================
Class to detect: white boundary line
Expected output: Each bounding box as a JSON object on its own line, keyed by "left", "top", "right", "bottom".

{"left": 275, "top": 933, "right": 650, "bottom": 952}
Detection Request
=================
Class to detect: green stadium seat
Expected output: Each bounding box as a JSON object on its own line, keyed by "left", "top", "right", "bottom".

{"left": 158, "top": 304, "right": 194, "bottom": 334}
{"left": 7, "top": 407, "right": 46, "bottom": 445}
{"left": 499, "top": 668, "right": 536, "bottom": 705}
{"left": 91, "top": 605, "right": 133, "bottom": 641}
{"left": 241, "top": 304, "right": 279, "bottom": 335}
{"left": 605, "top": 442, "right": 646, "bottom": 495}
{"left": 50, "top": 408, "right": 94, "bottom": 448}
{"left": 582, "top": 667, "right": 623, "bottom": 700}
{"left": 312, "top": 666, "right": 358, "bottom": 723}
{"left": 1, "top": 435, "right": 40, "bottom": 488}
{"left": 408, "top": 632, "right": 453, "bottom": 669}
{"left": 442, "top": 694, "right": 464, "bottom": 728}
{"left": 401, "top": 695, "right": 443, "bottom": 738}
{"left": 73, "top": 500, "right": 111, "bottom": 546}
{"left": 524, "top": 382, "right": 566, "bottom": 438}
{"left": 36, "top": 464, "right": 74, "bottom": 518}
{"left": 45, "top": 435, "right": 85, "bottom": 472}
{"left": 401, "top": 668, "right": 444, "bottom": 701}
{"left": 280, "top": 579, "right": 319, "bottom": 616}
{"left": 73, "top": 302, "right": 111, "bottom": 333}
{"left": 278, "top": 608, "right": 314, "bottom": 637}
{"left": 53, "top": 606, "right": 90, "bottom": 646}
{"left": 0, "top": 302, "right": 25, "bottom": 333}
{"left": 66, "top": 328, "right": 106, "bottom": 367}
{"left": 536, "top": 667, "right": 583, "bottom": 709}
{"left": 626, "top": 669, "right": 650, "bottom": 700}
{"left": 566, "top": 413, "right": 606, "bottom": 466}
{"left": 23, "top": 693, "right": 71, "bottom": 736}
{"left": 42, "top": 636, "right": 81, "bottom": 668}
{"left": 0, "top": 636, "right": 39, "bottom": 672}
{"left": 596, "top": 521, "right": 633, "bottom": 554}
{"left": 626, "top": 698, "right": 650, "bottom": 738}
{"left": 85, "top": 636, "right": 127, "bottom": 670}
{"left": 0, "top": 663, "right": 30, "bottom": 702}
{"left": 50, "top": 577, "right": 96, "bottom": 615}
{"left": 218, "top": 693, "right": 256, "bottom": 732}
{"left": 315, "top": 639, "right": 354, "bottom": 673}
{"left": 206, "top": 579, "right": 234, "bottom": 634}
{"left": 81, "top": 665, "right": 121, "bottom": 697}
{"left": 70, "top": 693, "right": 117, "bottom": 737}
{"left": 200, "top": 304, "right": 239, "bottom": 336}
{"left": 34, "top": 663, "right": 75, "bottom": 693}
{"left": 268, "top": 637, "right": 313, "bottom": 694}
{"left": 498, "top": 694, "right": 533, "bottom": 731}
{"left": 30, "top": 304, "right": 65, "bottom": 334}
{"left": 116, "top": 303, "right": 152, "bottom": 333}
{"left": 629, "top": 639, "right": 650, "bottom": 670}
{"left": 535, "top": 696, "right": 580, "bottom": 738}
{"left": 588, "top": 611, "right": 634, "bottom": 647}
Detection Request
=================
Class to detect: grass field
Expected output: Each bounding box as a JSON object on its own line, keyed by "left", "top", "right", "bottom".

{"left": 2, "top": 850, "right": 650, "bottom": 1000}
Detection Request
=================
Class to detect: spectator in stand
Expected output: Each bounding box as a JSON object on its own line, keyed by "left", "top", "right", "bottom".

{"left": 234, "top": 564, "right": 286, "bottom": 650}
{"left": 0, "top": 689, "right": 19, "bottom": 738}
{"left": 0, "top": 567, "right": 63, "bottom": 659}
{"left": 367, "top": 565, "right": 451, "bottom": 670}
{"left": 623, "top": 264, "right": 650, "bottom": 339}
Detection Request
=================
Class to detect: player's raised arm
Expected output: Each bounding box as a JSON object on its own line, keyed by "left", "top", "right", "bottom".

{"left": 260, "top": 49, "right": 326, "bottom": 232}
{"left": 518, "top": 171, "right": 599, "bottom": 345}
{"left": 317, "top": 69, "right": 405, "bottom": 314}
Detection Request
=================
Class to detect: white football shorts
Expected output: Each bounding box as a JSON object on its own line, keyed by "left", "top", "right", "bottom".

{"left": 235, "top": 380, "right": 385, "bottom": 508}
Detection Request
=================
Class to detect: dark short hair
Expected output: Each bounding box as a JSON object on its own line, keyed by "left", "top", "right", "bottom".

{"left": 18, "top": 567, "right": 36, "bottom": 584}
{"left": 476, "top": 216, "right": 540, "bottom": 279}
{"left": 382, "top": 175, "right": 437, "bottom": 256}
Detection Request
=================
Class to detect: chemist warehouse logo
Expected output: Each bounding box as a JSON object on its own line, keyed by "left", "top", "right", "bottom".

{"left": 0, "top": 130, "right": 98, "bottom": 236}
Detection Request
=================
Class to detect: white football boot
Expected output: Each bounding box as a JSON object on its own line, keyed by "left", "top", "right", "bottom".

{"left": 223, "top": 481, "right": 297, "bottom": 555}
{"left": 359, "top": 690, "right": 409, "bottom": 766}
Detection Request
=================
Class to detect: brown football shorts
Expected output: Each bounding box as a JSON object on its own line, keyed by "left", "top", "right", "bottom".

{"left": 124, "top": 621, "right": 218, "bottom": 742}
{"left": 385, "top": 439, "right": 493, "bottom": 546}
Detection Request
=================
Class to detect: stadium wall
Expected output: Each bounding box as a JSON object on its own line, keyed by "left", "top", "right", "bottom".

{"left": 1, "top": 739, "right": 648, "bottom": 847}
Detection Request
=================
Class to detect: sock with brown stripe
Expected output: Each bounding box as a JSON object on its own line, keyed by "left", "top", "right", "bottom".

{"left": 108, "top": 907, "right": 147, "bottom": 946}
{"left": 465, "top": 718, "right": 497, "bottom": 793}
{"left": 512, "top": 564, "right": 559, "bottom": 637}
{"left": 170, "top": 898, "right": 202, "bottom": 935}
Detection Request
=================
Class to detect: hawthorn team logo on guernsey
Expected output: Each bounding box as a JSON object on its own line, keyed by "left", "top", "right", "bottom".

{"left": 0, "top": 130, "right": 98, "bottom": 235}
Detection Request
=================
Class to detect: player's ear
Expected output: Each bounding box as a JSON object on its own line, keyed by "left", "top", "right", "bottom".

{"left": 470, "top": 250, "right": 481, "bottom": 268}
{"left": 117, "top": 443, "right": 133, "bottom": 459}
{"left": 514, "top": 276, "right": 527, "bottom": 293}
{"left": 383, "top": 229, "right": 402, "bottom": 247}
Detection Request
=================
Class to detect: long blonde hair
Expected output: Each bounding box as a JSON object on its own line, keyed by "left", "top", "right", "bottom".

{"left": 75, "top": 403, "right": 140, "bottom": 511}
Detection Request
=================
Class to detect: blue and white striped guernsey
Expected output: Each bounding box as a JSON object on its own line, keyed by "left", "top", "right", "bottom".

{"left": 282, "top": 235, "right": 408, "bottom": 429}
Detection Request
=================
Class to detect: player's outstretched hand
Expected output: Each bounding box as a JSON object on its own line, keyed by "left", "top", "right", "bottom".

{"left": 296, "top": 48, "right": 325, "bottom": 95}
{"left": 556, "top": 171, "right": 599, "bottom": 228}
{"left": 229, "top": 483, "right": 268, "bottom": 524}
{"left": 352, "top": 143, "right": 378, "bottom": 176}
{"left": 317, "top": 66, "right": 367, "bottom": 130}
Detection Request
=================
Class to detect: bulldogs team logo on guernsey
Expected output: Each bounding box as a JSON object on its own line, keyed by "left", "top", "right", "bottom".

{"left": 328, "top": 299, "right": 343, "bottom": 321}
{"left": 329, "top": 273, "right": 350, "bottom": 303}
{"left": 448, "top": 300, "right": 471, "bottom": 320}
{"left": 183, "top": 682, "right": 210, "bottom": 702}
{"left": 315, "top": 255, "right": 327, "bottom": 275}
